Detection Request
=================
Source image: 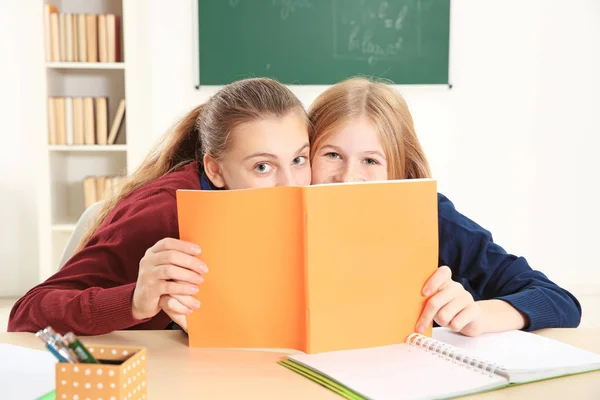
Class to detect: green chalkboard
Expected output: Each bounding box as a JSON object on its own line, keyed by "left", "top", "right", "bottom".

{"left": 198, "top": 0, "right": 450, "bottom": 85}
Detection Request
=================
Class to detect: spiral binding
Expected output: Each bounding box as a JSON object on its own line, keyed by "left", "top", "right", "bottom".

{"left": 406, "top": 333, "right": 499, "bottom": 377}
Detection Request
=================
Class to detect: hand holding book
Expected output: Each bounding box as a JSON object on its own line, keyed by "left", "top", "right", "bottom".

{"left": 132, "top": 238, "right": 207, "bottom": 322}
{"left": 416, "top": 266, "right": 481, "bottom": 335}
{"left": 417, "top": 266, "right": 528, "bottom": 337}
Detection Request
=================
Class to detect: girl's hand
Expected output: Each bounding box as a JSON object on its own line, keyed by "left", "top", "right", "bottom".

{"left": 416, "top": 266, "right": 483, "bottom": 336}
{"left": 132, "top": 238, "right": 207, "bottom": 321}
{"left": 159, "top": 294, "right": 199, "bottom": 333}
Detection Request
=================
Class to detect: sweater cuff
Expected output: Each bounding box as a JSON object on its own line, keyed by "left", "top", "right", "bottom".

{"left": 90, "top": 282, "right": 150, "bottom": 332}
{"left": 497, "top": 289, "right": 558, "bottom": 332}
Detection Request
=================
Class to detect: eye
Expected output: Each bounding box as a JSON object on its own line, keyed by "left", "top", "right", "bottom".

{"left": 254, "top": 163, "right": 273, "bottom": 173}
{"left": 293, "top": 156, "right": 307, "bottom": 165}
{"left": 363, "top": 158, "right": 379, "bottom": 165}
{"left": 324, "top": 152, "right": 341, "bottom": 159}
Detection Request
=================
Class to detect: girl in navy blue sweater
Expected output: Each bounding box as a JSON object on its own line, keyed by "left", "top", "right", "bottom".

{"left": 307, "top": 77, "right": 581, "bottom": 336}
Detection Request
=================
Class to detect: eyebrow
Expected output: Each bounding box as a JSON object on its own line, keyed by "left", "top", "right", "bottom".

{"left": 320, "top": 145, "right": 386, "bottom": 159}
{"left": 243, "top": 152, "right": 276, "bottom": 161}
{"left": 295, "top": 143, "right": 310, "bottom": 154}
{"left": 363, "top": 150, "right": 387, "bottom": 159}
{"left": 320, "top": 144, "right": 343, "bottom": 153}
{"left": 243, "top": 143, "right": 310, "bottom": 161}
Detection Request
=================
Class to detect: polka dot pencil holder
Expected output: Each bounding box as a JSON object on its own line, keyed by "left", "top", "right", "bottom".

{"left": 55, "top": 345, "right": 147, "bottom": 400}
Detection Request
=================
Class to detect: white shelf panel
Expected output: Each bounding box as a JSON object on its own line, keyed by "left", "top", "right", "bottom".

{"left": 49, "top": 152, "right": 126, "bottom": 225}
{"left": 52, "top": 223, "right": 77, "bottom": 232}
{"left": 49, "top": 145, "right": 127, "bottom": 152}
{"left": 46, "top": 62, "right": 125, "bottom": 70}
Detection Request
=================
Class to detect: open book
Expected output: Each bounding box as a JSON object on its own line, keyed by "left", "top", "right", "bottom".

{"left": 280, "top": 327, "right": 600, "bottom": 399}
{"left": 176, "top": 179, "right": 439, "bottom": 353}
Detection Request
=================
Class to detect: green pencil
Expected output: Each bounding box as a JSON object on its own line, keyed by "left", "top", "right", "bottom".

{"left": 63, "top": 332, "right": 98, "bottom": 364}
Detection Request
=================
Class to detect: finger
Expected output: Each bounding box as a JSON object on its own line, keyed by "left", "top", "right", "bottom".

{"left": 448, "top": 303, "right": 481, "bottom": 333}
{"left": 416, "top": 286, "right": 456, "bottom": 333}
{"left": 158, "top": 280, "right": 200, "bottom": 296}
{"left": 422, "top": 266, "right": 452, "bottom": 296}
{"left": 170, "top": 294, "right": 201, "bottom": 311}
{"left": 155, "top": 250, "right": 208, "bottom": 274}
{"left": 159, "top": 295, "right": 193, "bottom": 315}
{"left": 151, "top": 237, "right": 201, "bottom": 256}
{"left": 169, "top": 312, "right": 189, "bottom": 333}
{"left": 156, "top": 264, "right": 205, "bottom": 285}
{"left": 160, "top": 299, "right": 189, "bottom": 333}
{"left": 434, "top": 293, "right": 472, "bottom": 328}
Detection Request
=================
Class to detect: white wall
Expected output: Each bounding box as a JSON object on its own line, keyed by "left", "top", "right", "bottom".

{"left": 1, "top": 1, "right": 598, "bottom": 297}
{"left": 125, "top": 0, "right": 600, "bottom": 294}
{"left": 0, "top": 1, "right": 46, "bottom": 296}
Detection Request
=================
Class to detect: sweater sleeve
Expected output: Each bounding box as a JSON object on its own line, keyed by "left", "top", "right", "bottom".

{"left": 8, "top": 190, "right": 179, "bottom": 335}
{"left": 437, "top": 193, "right": 582, "bottom": 331}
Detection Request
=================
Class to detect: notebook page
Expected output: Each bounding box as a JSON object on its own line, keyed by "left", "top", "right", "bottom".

{"left": 289, "top": 344, "right": 507, "bottom": 400}
{"left": 0, "top": 344, "right": 57, "bottom": 400}
{"left": 434, "top": 328, "right": 600, "bottom": 383}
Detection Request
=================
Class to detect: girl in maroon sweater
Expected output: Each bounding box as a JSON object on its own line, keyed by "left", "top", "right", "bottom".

{"left": 8, "top": 78, "right": 311, "bottom": 335}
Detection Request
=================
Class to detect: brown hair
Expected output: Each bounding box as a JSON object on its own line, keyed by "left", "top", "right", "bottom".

{"left": 308, "top": 76, "right": 431, "bottom": 180}
{"left": 76, "top": 77, "right": 305, "bottom": 251}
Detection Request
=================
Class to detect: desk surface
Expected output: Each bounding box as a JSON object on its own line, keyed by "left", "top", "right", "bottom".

{"left": 2, "top": 329, "right": 599, "bottom": 399}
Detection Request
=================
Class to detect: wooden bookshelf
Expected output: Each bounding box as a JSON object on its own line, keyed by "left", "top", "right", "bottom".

{"left": 39, "top": 0, "right": 129, "bottom": 281}
{"left": 46, "top": 62, "right": 126, "bottom": 70}
{"left": 49, "top": 144, "right": 128, "bottom": 152}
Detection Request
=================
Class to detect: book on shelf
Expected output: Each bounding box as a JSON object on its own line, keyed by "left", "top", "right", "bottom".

{"left": 281, "top": 327, "right": 600, "bottom": 400}
{"left": 43, "top": 5, "right": 121, "bottom": 63}
{"left": 83, "top": 175, "right": 127, "bottom": 209}
{"left": 48, "top": 97, "right": 125, "bottom": 146}
{"left": 177, "top": 179, "right": 439, "bottom": 353}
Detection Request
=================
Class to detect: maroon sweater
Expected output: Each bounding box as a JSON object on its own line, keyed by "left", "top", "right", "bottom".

{"left": 8, "top": 162, "right": 203, "bottom": 335}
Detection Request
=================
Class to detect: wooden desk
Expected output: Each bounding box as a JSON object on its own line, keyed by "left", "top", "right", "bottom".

{"left": 1, "top": 329, "right": 599, "bottom": 399}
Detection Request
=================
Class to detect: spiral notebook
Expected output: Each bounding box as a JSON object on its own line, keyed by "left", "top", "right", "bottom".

{"left": 280, "top": 328, "right": 600, "bottom": 400}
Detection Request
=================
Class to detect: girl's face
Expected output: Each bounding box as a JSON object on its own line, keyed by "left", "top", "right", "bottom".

{"left": 311, "top": 116, "right": 388, "bottom": 184}
{"left": 205, "top": 112, "right": 311, "bottom": 189}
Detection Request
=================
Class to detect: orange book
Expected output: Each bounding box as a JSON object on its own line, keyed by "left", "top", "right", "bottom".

{"left": 105, "top": 14, "right": 121, "bottom": 62}
{"left": 98, "top": 15, "right": 108, "bottom": 63}
{"left": 43, "top": 4, "right": 58, "bottom": 62}
{"left": 50, "top": 12, "right": 60, "bottom": 62}
{"left": 86, "top": 14, "right": 98, "bottom": 62}
{"left": 95, "top": 97, "right": 108, "bottom": 144}
{"left": 177, "top": 179, "right": 439, "bottom": 354}
{"left": 77, "top": 14, "right": 87, "bottom": 62}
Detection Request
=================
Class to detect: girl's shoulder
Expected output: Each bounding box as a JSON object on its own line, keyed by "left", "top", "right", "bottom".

{"left": 128, "top": 161, "right": 203, "bottom": 203}
{"left": 102, "top": 162, "right": 203, "bottom": 226}
{"left": 436, "top": 192, "right": 492, "bottom": 239}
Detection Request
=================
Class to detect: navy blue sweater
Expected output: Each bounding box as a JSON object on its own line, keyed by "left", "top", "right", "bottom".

{"left": 437, "top": 193, "right": 581, "bottom": 331}
{"left": 174, "top": 174, "right": 581, "bottom": 332}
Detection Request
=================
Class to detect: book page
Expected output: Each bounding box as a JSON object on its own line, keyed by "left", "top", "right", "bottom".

{"left": 434, "top": 328, "right": 600, "bottom": 382}
{"left": 303, "top": 180, "right": 439, "bottom": 353}
{"left": 178, "top": 187, "right": 306, "bottom": 350}
{"left": 0, "top": 344, "right": 57, "bottom": 400}
{"left": 289, "top": 344, "right": 507, "bottom": 400}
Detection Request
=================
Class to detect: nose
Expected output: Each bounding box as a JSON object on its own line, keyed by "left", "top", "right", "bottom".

{"left": 276, "top": 167, "right": 296, "bottom": 186}
{"left": 335, "top": 163, "right": 364, "bottom": 183}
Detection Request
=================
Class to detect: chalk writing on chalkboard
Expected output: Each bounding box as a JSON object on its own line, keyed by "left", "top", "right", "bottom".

{"left": 230, "top": 0, "right": 314, "bottom": 20}
{"left": 333, "top": 0, "right": 421, "bottom": 65}
{"left": 199, "top": 0, "right": 450, "bottom": 85}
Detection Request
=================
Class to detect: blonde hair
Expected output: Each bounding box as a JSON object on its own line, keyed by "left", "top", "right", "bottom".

{"left": 76, "top": 77, "right": 305, "bottom": 251}
{"left": 308, "top": 76, "right": 431, "bottom": 180}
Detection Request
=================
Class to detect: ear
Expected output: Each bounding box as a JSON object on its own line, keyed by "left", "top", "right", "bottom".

{"left": 203, "top": 154, "right": 226, "bottom": 188}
